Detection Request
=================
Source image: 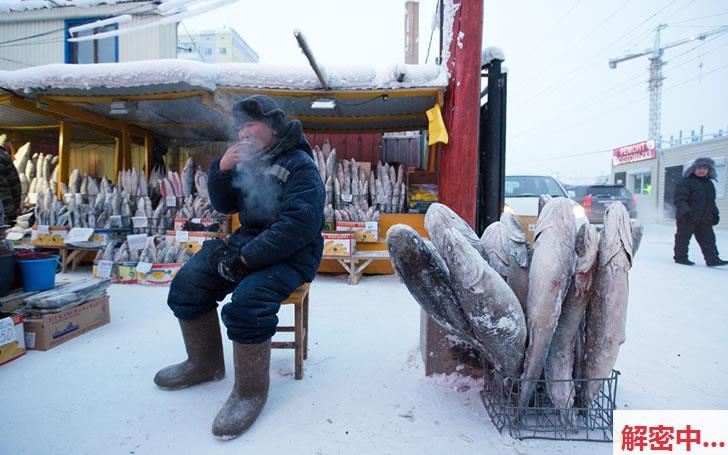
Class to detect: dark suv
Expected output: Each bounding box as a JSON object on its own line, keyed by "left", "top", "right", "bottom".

{"left": 572, "top": 185, "right": 637, "bottom": 224}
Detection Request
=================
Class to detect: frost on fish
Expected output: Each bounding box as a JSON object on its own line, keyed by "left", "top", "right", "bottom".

{"left": 425, "top": 203, "right": 485, "bottom": 259}
{"left": 579, "top": 203, "right": 632, "bottom": 407}
{"left": 386, "top": 224, "right": 481, "bottom": 350}
{"left": 545, "top": 223, "right": 599, "bottom": 413}
{"left": 518, "top": 198, "right": 576, "bottom": 409}
{"left": 441, "top": 228, "right": 526, "bottom": 378}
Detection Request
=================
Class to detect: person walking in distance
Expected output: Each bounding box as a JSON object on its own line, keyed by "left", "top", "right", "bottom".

{"left": 673, "top": 157, "right": 727, "bottom": 267}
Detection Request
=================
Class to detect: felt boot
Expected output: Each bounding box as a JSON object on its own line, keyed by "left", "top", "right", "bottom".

{"left": 154, "top": 310, "right": 225, "bottom": 390}
{"left": 211, "top": 339, "right": 271, "bottom": 439}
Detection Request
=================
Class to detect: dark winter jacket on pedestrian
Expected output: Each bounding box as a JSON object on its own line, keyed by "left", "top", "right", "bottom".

{"left": 0, "top": 142, "right": 22, "bottom": 226}
{"left": 207, "top": 118, "right": 325, "bottom": 283}
{"left": 673, "top": 157, "right": 719, "bottom": 225}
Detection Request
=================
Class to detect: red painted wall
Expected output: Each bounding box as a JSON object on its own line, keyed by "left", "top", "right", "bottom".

{"left": 305, "top": 132, "right": 383, "bottom": 165}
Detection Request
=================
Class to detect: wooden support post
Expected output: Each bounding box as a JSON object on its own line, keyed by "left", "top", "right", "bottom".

{"left": 57, "top": 121, "right": 71, "bottom": 198}
{"left": 121, "top": 127, "right": 132, "bottom": 171}
{"left": 144, "top": 132, "right": 153, "bottom": 177}
{"left": 114, "top": 137, "right": 122, "bottom": 179}
{"left": 437, "top": 0, "right": 484, "bottom": 226}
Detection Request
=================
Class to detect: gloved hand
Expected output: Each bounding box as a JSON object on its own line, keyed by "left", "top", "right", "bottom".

{"left": 217, "top": 249, "right": 251, "bottom": 283}
{"left": 204, "top": 238, "right": 251, "bottom": 283}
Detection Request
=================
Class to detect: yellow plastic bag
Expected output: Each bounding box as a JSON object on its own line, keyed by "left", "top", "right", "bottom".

{"left": 426, "top": 104, "right": 449, "bottom": 145}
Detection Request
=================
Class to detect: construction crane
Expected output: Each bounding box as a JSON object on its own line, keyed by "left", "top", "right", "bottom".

{"left": 608, "top": 24, "right": 728, "bottom": 150}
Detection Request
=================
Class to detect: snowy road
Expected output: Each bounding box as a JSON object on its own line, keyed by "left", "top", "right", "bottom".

{"left": 2, "top": 223, "right": 726, "bottom": 454}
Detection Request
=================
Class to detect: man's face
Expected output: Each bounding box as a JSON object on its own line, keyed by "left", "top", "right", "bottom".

{"left": 694, "top": 166, "right": 709, "bottom": 178}
{"left": 237, "top": 120, "right": 276, "bottom": 152}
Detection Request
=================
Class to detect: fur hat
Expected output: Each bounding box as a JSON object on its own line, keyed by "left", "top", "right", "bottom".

{"left": 683, "top": 157, "right": 717, "bottom": 179}
{"left": 232, "top": 95, "right": 288, "bottom": 136}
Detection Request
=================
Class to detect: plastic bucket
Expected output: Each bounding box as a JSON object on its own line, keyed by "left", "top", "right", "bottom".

{"left": 17, "top": 255, "right": 60, "bottom": 291}
{"left": 0, "top": 253, "right": 16, "bottom": 297}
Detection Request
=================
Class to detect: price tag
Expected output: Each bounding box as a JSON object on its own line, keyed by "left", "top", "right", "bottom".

{"left": 365, "top": 221, "right": 378, "bottom": 231}
{"left": 66, "top": 227, "right": 94, "bottom": 243}
{"left": 166, "top": 196, "right": 177, "bottom": 207}
{"left": 127, "top": 234, "right": 147, "bottom": 251}
{"left": 6, "top": 231, "right": 24, "bottom": 241}
{"left": 175, "top": 230, "right": 189, "bottom": 243}
{"left": 136, "top": 261, "right": 153, "bottom": 274}
{"left": 341, "top": 193, "right": 353, "bottom": 203}
{"left": 191, "top": 218, "right": 201, "bottom": 224}
{"left": 0, "top": 317, "right": 17, "bottom": 347}
{"left": 96, "top": 260, "right": 113, "bottom": 278}
{"left": 38, "top": 225, "right": 50, "bottom": 234}
{"left": 132, "top": 216, "right": 148, "bottom": 228}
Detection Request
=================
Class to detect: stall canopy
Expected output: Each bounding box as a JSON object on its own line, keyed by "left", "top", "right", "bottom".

{"left": 0, "top": 60, "right": 447, "bottom": 143}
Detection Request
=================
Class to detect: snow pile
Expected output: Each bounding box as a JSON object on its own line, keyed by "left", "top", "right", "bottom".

{"left": 0, "top": 0, "right": 131, "bottom": 13}
{"left": 481, "top": 47, "right": 506, "bottom": 66}
{"left": 0, "top": 59, "right": 446, "bottom": 92}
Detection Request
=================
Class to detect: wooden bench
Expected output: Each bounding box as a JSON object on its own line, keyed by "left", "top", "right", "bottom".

{"left": 323, "top": 250, "right": 391, "bottom": 285}
{"left": 272, "top": 282, "right": 310, "bottom": 380}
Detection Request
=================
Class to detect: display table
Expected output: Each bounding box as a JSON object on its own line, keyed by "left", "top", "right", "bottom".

{"left": 32, "top": 245, "right": 101, "bottom": 273}
{"left": 323, "top": 250, "right": 391, "bottom": 285}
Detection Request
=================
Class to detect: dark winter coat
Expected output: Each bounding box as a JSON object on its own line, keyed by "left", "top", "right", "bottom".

{"left": 0, "top": 146, "right": 21, "bottom": 225}
{"left": 207, "top": 120, "right": 325, "bottom": 282}
{"left": 674, "top": 174, "right": 719, "bottom": 225}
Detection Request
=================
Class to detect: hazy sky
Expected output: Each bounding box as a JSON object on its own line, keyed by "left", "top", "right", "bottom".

{"left": 183, "top": 0, "right": 728, "bottom": 183}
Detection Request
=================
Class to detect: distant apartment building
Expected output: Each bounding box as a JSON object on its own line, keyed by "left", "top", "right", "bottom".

{"left": 178, "top": 28, "right": 259, "bottom": 63}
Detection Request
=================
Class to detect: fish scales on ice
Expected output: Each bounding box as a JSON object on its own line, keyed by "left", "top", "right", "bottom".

{"left": 440, "top": 228, "right": 526, "bottom": 378}
{"left": 545, "top": 222, "right": 599, "bottom": 413}
{"left": 579, "top": 203, "right": 633, "bottom": 407}
{"left": 518, "top": 197, "right": 576, "bottom": 409}
{"left": 386, "top": 224, "right": 481, "bottom": 350}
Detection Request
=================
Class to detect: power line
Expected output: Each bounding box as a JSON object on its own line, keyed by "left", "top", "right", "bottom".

{"left": 666, "top": 10, "right": 728, "bottom": 24}
{"left": 511, "top": 60, "right": 728, "bottom": 146}
{"left": 0, "top": 56, "right": 33, "bottom": 67}
{"left": 522, "top": 0, "right": 585, "bottom": 59}
{"left": 509, "top": 32, "right": 728, "bottom": 140}
{"left": 513, "top": 0, "right": 685, "bottom": 109}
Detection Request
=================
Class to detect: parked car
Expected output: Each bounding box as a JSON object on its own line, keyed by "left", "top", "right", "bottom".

{"left": 571, "top": 184, "right": 637, "bottom": 224}
{"left": 504, "top": 175, "right": 571, "bottom": 217}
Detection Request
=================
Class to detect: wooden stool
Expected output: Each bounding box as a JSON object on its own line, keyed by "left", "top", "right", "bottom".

{"left": 272, "top": 282, "right": 310, "bottom": 380}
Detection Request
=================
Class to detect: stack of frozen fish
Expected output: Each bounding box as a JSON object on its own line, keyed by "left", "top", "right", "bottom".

{"left": 12, "top": 144, "right": 59, "bottom": 207}
{"left": 94, "top": 236, "right": 191, "bottom": 265}
{"left": 311, "top": 141, "right": 408, "bottom": 224}
{"left": 387, "top": 199, "right": 642, "bottom": 413}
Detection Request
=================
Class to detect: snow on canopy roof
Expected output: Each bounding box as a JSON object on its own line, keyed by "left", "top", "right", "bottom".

{"left": 0, "top": 0, "right": 134, "bottom": 13}
{"left": 0, "top": 59, "right": 447, "bottom": 93}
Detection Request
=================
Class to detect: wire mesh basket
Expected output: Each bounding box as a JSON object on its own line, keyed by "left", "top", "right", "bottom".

{"left": 480, "top": 364, "right": 620, "bottom": 442}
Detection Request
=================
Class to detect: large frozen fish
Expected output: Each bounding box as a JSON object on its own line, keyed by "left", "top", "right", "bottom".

{"left": 545, "top": 222, "right": 599, "bottom": 413}
{"left": 579, "top": 203, "right": 633, "bottom": 407}
{"left": 425, "top": 203, "right": 485, "bottom": 258}
{"left": 182, "top": 157, "right": 195, "bottom": 197}
{"left": 441, "top": 228, "right": 527, "bottom": 378}
{"left": 386, "top": 224, "right": 481, "bottom": 350}
{"left": 518, "top": 197, "right": 576, "bottom": 408}
{"left": 481, "top": 212, "right": 531, "bottom": 312}
{"left": 13, "top": 142, "right": 31, "bottom": 175}
{"left": 69, "top": 169, "right": 81, "bottom": 194}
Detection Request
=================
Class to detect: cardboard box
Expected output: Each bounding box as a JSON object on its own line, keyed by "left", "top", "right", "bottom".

{"left": 0, "top": 314, "right": 26, "bottom": 365}
{"left": 137, "top": 263, "right": 182, "bottom": 286}
{"left": 322, "top": 232, "right": 355, "bottom": 256}
{"left": 164, "top": 230, "right": 226, "bottom": 255}
{"left": 92, "top": 261, "right": 138, "bottom": 284}
{"left": 30, "top": 226, "right": 70, "bottom": 247}
{"left": 335, "top": 221, "right": 379, "bottom": 243}
{"left": 406, "top": 170, "right": 438, "bottom": 214}
{"left": 23, "top": 296, "right": 110, "bottom": 351}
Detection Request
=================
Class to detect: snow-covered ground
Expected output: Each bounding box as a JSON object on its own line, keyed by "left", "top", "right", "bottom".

{"left": 2, "top": 223, "right": 726, "bottom": 454}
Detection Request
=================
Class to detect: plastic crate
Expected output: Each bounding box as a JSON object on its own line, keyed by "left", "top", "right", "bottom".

{"left": 480, "top": 364, "right": 620, "bottom": 442}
